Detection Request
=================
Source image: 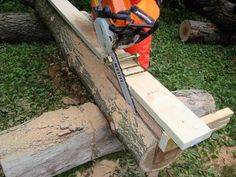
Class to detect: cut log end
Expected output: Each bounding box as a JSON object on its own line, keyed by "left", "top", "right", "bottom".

{"left": 179, "top": 20, "right": 192, "bottom": 42}
{"left": 179, "top": 20, "right": 236, "bottom": 44}
{"left": 139, "top": 144, "right": 181, "bottom": 172}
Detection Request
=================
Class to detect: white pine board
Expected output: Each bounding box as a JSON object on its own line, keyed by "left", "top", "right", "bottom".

{"left": 48, "top": 0, "right": 106, "bottom": 59}
{"left": 120, "top": 60, "right": 139, "bottom": 69}
{"left": 126, "top": 72, "right": 212, "bottom": 150}
{"left": 123, "top": 66, "right": 144, "bottom": 76}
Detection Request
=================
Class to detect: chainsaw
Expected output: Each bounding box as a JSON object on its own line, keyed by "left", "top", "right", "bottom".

{"left": 91, "top": 0, "right": 161, "bottom": 111}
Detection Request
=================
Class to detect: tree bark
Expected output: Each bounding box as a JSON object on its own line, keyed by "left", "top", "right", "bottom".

{"left": 184, "top": 0, "right": 236, "bottom": 33}
{"left": 0, "top": 90, "right": 216, "bottom": 177}
{"left": 0, "top": 13, "right": 53, "bottom": 43}
{"left": 173, "top": 90, "right": 216, "bottom": 117}
{"left": 179, "top": 20, "right": 236, "bottom": 44}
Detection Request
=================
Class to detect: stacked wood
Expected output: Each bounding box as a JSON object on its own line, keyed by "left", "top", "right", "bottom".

{"left": 179, "top": 20, "right": 236, "bottom": 44}
{"left": 184, "top": 0, "right": 236, "bottom": 33}
{"left": 0, "top": 13, "right": 52, "bottom": 43}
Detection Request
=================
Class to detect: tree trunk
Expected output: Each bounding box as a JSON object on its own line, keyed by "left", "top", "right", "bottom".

{"left": 184, "top": 0, "right": 236, "bottom": 33}
{"left": 179, "top": 20, "right": 236, "bottom": 44}
{"left": 0, "top": 103, "right": 123, "bottom": 177}
{"left": 0, "top": 13, "right": 53, "bottom": 43}
{"left": 24, "top": 0, "right": 162, "bottom": 173}
{"left": 0, "top": 90, "right": 216, "bottom": 177}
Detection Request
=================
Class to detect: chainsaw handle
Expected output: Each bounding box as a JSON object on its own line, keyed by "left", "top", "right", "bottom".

{"left": 103, "top": 6, "right": 131, "bottom": 21}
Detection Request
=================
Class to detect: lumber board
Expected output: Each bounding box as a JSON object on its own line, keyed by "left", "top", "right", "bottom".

{"left": 160, "top": 108, "right": 234, "bottom": 152}
{"left": 126, "top": 72, "right": 212, "bottom": 150}
{"left": 46, "top": 0, "right": 212, "bottom": 150}
{"left": 123, "top": 66, "right": 144, "bottom": 76}
{"left": 120, "top": 60, "right": 139, "bottom": 69}
{"left": 47, "top": 0, "right": 106, "bottom": 59}
{"left": 0, "top": 103, "right": 123, "bottom": 177}
{"left": 201, "top": 108, "right": 234, "bottom": 127}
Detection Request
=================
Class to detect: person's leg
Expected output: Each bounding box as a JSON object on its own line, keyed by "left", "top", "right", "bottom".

{"left": 124, "top": 0, "right": 153, "bottom": 70}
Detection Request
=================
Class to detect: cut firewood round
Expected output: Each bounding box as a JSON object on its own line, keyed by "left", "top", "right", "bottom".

{"left": 179, "top": 20, "right": 236, "bottom": 44}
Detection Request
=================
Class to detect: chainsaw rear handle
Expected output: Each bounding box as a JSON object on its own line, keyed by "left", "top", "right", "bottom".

{"left": 95, "top": 6, "right": 132, "bottom": 21}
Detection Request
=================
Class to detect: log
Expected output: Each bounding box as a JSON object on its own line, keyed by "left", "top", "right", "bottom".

{"left": 0, "top": 103, "right": 123, "bottom": 177}
{"left": 26, "top": 0, "right": 160, "bottom": 173}
{"left": 179, "top": 20, "right": 236, "bottom": 44}
{"left": 172, "top": 90, "right": 216, "bottom": 117}
{"left": 0, "top": 13, "right": 53, "bottom": 43}
{"left": 0, "top": 90, "right": 216, "bottom": 177}
{"left": 184, "top": 0, "right": 236, "bottom": 33}
{"left": 46, "top": 0, "right": 212, "bottom": 151}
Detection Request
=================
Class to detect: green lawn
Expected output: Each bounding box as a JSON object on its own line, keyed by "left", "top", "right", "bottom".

{"left": 0, "top": 1, "right": 235, "bottom": 177}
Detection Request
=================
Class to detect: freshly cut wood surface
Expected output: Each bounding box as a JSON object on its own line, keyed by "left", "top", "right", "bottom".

{"left": 0, "top": 103, "right": 123, "bottom": 177}
{"left": 126, "top": 72, "right": 212, "bottom": 150}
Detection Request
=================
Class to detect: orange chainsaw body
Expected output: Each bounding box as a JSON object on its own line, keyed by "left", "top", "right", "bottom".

{"left": 91, "top": 0, "right": 160, "bottom": 28}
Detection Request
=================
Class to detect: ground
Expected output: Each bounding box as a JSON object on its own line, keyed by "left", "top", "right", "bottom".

{"left": 0, "top": 0, "right": 236, "bottom": 177}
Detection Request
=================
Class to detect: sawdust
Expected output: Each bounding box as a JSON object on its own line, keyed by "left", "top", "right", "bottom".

{"left": 62, "top": 96, "right": 81, "bottom": 105}
{"left": 0, "top": 103, "right": 106, "bottom": 159}
{"left": 77, "top": 160, "right": 118, "bottom": 177}
{"left": 207, "top": 146, "right": 236, "bottom": 173}
{"left": 47, "top": 62, "right": 92, "bottom": 105}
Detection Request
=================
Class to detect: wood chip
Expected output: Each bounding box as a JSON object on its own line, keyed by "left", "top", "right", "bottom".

{"left": 57, "top": 129, "right": 71, "bottom": 136}
{"left": 60, "top": 121, "right": 70, "bottom": 130}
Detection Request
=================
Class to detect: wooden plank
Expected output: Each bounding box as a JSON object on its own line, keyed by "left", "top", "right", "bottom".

{"left": 126, "top": 72, "right": 212, "bottom": 150}
{"left": 160, "top": 108, "right": 234, "bottom": 152}
{"left": 201, "top": 108, "right": 234, "bottom": 126}
{"left": 123, "top": 66, "right": 144, "bottom": 76}
{"left": 47, "top": 0, "right": 106, "bottom": 59}
{"left": 120, "top": 60, "right": 139, "bottom": 69}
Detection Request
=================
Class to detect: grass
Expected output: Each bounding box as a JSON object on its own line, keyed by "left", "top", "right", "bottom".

{"left": 0, "top": 0, "right": 236, "bottom": 177}
{"left": 0, "top": 43, "right": 64, "bottom": 131}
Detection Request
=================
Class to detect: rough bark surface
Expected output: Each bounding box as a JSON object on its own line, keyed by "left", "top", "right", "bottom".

{"left": 179, "top": 20, "right": 236, "bottom": 44}
{"left": 173, "top": 90, "right": 216, "bottom": 117}
{"left": 0, "top": 13, "right": 52, "bottom": 43}
{"left": 184, "top": 0, "right": 236, "bottom": 33}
